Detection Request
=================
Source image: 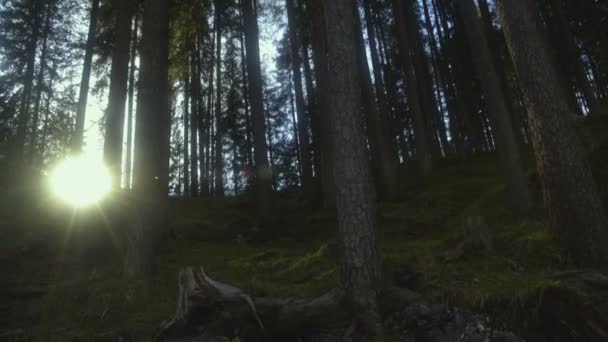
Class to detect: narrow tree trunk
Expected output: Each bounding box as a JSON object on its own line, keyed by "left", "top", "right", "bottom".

{"left": 354, "top": 5, "right": 399, "bottom": 200}
{"left": 239, "top": 30, "right": 254, "bottom": 168}
{"left": 391, "top": 0, "right": 432, "bottom": 176}
{"left": 127, "top": 0, "right": 170, "bottom": 278}
{"left": 125, "top": 15, "right": 139, "bottom": 190}
{"left": 288, "top": 70, "right": 302, "bottom": 180}
{"left": 40, "top": 60, "right": 57, "bottom": 163}
{"left": 323, "top": 0, "right": 383, "bottom": 335}
{"left": 362, "top": 0, "right": 389, "bottom": 119}
{"left": 214, "top": 3, "right": 225, "bottom": 196}
{"left": 30, "top": 1, "right": 52, "bottom": 163}
{"left": 196, "top": 36, "right": 208, "bottom": 196}
{"left": 202, "top": 24, "right": 216, "bottom": 196}
{"left": 183, "top": 73, "right": 191, "bottom": 196}
{"left": 13, "top": 1, "right": 41, "bottom": 161}
{"left": 190, "top": 43, "right": 200, "bottom": 196}
{"left": 104, "top": 0, "right": 134, "bottom": 188}
{"left": 286, "top": 0, "right": 312, "bottom": 199}
{"left": 495, "top": 0, "right": 608, "bottom": 265}
{"left": 457, "top": 0, "right": 532, "bottom": 217}
{"left": 73, "top": 0, "right": 100, "bottom": 152}
{"left": 405, "top": 0, "right": 444, "bottom": 158}
{"left": 301, "top": 42, "right": 320, "bottom": 178}
{"left": 306, "top": 0, "right": 336, "bottom": 208}
{"left": 242, "top": 0, "right": 273, "bottom": 220}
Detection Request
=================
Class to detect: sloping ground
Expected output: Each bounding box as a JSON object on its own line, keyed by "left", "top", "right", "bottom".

{"left": 1, "top": 116, "right": 607, "bottom": 340}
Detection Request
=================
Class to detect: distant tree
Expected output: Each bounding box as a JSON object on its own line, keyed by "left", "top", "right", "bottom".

{"left": 285, "top": 0, "right": 312, "bottom": 200}
{"left": 456, "top": 0, "right": 532, "bottom": 217}
{"left": 104, "top": 0, "right": 135, "bottom": 188}
{"left": 241, "top": 0, "right": 273, "bottom": 221}
{"left": 73, "top": 0, "right": 100, "bottom": 153}
{"left": 390, "top": 0, "right": 432, "bottom": 176}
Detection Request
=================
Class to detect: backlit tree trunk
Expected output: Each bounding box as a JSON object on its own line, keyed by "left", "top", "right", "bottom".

{"left": 126, "top": 0, "right": 170, "bottom": 277}
{"left": 104, "top": 0, "right": 134, "bottom": 188}
{"left": 125, "top": 15, "right": 139, "bottom": 190}
{"left": 286, "top": 0, "right": 312, "bottom": 200}
{"left": 242, "top": 0, "right": 273, "bottom": 220}
{"left": 73, "top": 0, "right": 100, "bottom": 152}
{"left": 214, "top": 1, "right": 225, "bottom": 196}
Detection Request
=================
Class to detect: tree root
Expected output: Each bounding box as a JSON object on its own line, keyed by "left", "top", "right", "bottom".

{"left": 154, "top": 267, "right": 420, "bottom": 341}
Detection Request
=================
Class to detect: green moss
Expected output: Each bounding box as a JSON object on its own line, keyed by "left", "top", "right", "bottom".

{"left": 20, "top": 117, "right": 608, "bottom": 338}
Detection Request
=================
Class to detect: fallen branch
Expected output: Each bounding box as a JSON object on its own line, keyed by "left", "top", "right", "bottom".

{"left": 155, "top": 267, "right": 420, "bottom": 341}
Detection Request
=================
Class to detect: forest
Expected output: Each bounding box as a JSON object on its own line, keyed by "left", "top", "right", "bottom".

{"left": 0, "top": 0, "right": 607, "bottom": 340}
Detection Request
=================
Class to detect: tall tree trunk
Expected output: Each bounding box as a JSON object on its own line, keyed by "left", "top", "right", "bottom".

{"left": 457, "top": 0, "right": 532, "bottom": 217}
{"left": 126, "top": 0, "right": 170, "bottom": 277}
{"left": 125, "top": 15, "right": 139, "bottom": 190}
{"left": 323, "top": 0, "right": 383, "bottom": 335}
{"left": 73, "top": 0, "right": 100, "bottom": 152}
{"left": 362, "top": 0, "right": 389, "bottom": 120}
{"left": 196, "top": 37, "right": 208, "bottom": 196}
{"left": 214, "top": 2, "right": 225, "bottom": 196}
{"left": 242, "top": 0, "right": 273, "bottom": 220}
{"left": 301, "top": 42, "right": 320, "bottom": 179}
{"left": 495, "top": 0, "right": 608, "bottom": 265}
{"left": 288, "top": 70, "right": 301, "bottom": 179}
{"left": 239, "top": 29, "right": 253, "bottom": 168}
{"left": 354, "top": 4, "right": 399, "bottom": 200}
{"left": 104, "top": 0, "right": 134, "bottom": 188}
{"left": 190, "top": 41, "right": 200, "bottom": 196}
{"left": 286, "top": 0, "right": 312, "bottom": 199}
{"left": 404, "top": 0, "right": 444, "bottom": 158}
{"left": 13, "top": 1, "right": 41, "bottom": 161}
{"left": 183, "top": 73, "right": 191, "bottom": 196}
{"left": 306, "top": 0, "right": 336, "bottom": 208}
{"left": 40, "top": 60, "right": 57, "bottom": 162}
{"left": 391, "top": 0, "right": 432, "bottom": 176}
{"left": 202, "top": 24, "right": 216, "bottom": 196}
{"left": 30, "top": 1, "right": 52, "bottom": 163}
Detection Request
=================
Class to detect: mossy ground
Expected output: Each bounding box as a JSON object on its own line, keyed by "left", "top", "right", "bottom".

{"left": 2, "top": 116, "right": 608, "bottom": 340}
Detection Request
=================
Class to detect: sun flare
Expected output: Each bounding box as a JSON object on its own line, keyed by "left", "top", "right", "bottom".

{"left": 49, "top": 155, "right": 112, "bottom": 207}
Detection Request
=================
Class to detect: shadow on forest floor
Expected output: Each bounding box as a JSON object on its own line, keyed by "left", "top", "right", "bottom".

{"left": 1, "top": 116, "right": 608, "bottom": 341}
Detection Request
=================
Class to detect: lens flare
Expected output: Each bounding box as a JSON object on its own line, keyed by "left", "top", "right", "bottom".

{"left": 49, "top": 155, "right": 112, "bottom": 206}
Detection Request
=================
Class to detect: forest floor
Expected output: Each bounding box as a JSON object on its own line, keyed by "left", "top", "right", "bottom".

{"left": 1, "top": 116, "right": 608, "bottom": 341}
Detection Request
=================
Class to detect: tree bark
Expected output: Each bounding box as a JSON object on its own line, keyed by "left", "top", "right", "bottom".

{"left": 457, "top": 0, "right": 533, "bottom": 217}
{"left": 127, "top": 0, "right": 170, "bottom": 277}
{"left": 190, "top": 40, "right": 200, "bottom": 197}
{"left": 104, "top": 0, "right": 134, "bottom": 188}
{"left": 306, "top": 0, "right": 336, "bottom": 209}
{"left": 286, "top": 0, "right": 312, "bottom": 200}
{"left": 73, "top": 0, "right": 100, "bottom": 153}
{"left": 125, "top": 15, "right": 139, "bottom": 190}
{"left": 323, "top": 0, "right": 383, "bottom": 335}
{"left": 495, "top": 0, "right": 608, "bottom": 265}
{"left": 242, "top": 0, "right": 273, "bottom": 220}
{"left": 214, "top": 1, "right": 225, "bottom": 196}
{"left": 183, "top": 72, "right": 191, "bottom": 195}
